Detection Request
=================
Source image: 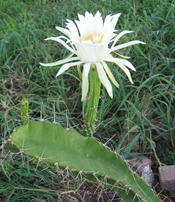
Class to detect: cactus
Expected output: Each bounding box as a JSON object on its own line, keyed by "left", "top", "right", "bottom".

{"left": 83, "top": 65, "right": 101, "bottom": 137}
{"left": 4, "top": 121, "right": 161, "bottom": 202}
{"left": 19, "top": 96, "right": 30, "bottom": 124}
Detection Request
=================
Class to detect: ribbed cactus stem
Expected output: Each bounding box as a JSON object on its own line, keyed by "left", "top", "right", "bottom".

{"left": 84, "top": 64, "right": 101, "bottom": 136}
{"left": 19, "top": 96, "right": 30, "bottom": 124}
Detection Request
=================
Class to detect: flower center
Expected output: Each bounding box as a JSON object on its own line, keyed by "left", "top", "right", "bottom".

{"left": 81, "top": 31, "right": 104, "bottom": 43}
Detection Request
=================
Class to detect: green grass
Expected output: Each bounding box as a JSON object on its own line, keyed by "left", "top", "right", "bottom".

{"left": 0, "top": 0, "right": 175, "bottom": 201}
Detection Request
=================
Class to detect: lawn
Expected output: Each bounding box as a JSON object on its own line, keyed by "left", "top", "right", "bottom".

{"left": 0, "top": 0, "right": 175, "bottom": 201}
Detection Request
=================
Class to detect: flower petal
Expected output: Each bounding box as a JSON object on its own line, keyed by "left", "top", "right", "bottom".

{"left": 110, "top": 13, "right": 121, "bottom": 30}
{"left": 102, "top": 32, "right": 113, "bottom": 44}
{"left": 104, "top": 55, "right": 134, "bottom": 83}
{"left": 95, "top": 62, "right": 113, "bottom": 98}
{"left": 94, "top": 11, "right": 103, "bottom": 33}
{"left": 66, "top": 19, "right": 79, "bottom": 39}
{"left": 81, "top": 64, "right": 90, "bottom": 101}
{"left": 84, "top": 63, "right": 91, "bottom": 77}
{"left": 103, "top": 14, "right": 112, "bottom": 30}
{"left": 110, "top": 40, "right": 146, "bottom": 52}
{"left": 105, "top": 55, "right": 136, "bottom": 71}
{"left": 75, "top": 15, "right": 88, "bottom": 38}
{"left": 110, "top": 30, "right": 134, "bottom": 49}
{"left": 40, "top": 57, "right": 79, "bottom": 67}
{"left": 117, "top": 63, "right": 134, "bottom": 84}
{"left": 75, "top": 42, "right": 107, "bottom": 63}
{"left": 56, "top": 61, "right": 83, "bottom": 77}
{"left": 45, "top": 37, "right": 77, "bottom": 54}
{"left": 55, "top": 26, "right": 71, "bottom": 38}
{"left": 101, "top": 61, "right": 119, "bottom": 88}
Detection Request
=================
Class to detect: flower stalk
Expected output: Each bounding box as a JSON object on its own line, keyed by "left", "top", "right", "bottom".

{"left": 83, "top": 64, "right": 101, "bottom": 136}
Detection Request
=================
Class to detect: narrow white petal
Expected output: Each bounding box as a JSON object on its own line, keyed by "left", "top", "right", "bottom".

{"left": 86, "top": 12, "right": 95, "bottom": 33}
{"left": 110, "top": 13, "right": 121, "bottom": 29}
{"left": 111, "top": 30, "right": 134, "bottom": 42}
{"left": 78, "top": 13, "right": 85, "bottom": 21}
{"left": 46, "top": 35, "right": 69, "bottom": 41}
{"left": 96, "top": 62, "right": 113, "bottom": 98}
{"left": 45, "top": 37, "right": 77, "bottom": 54}
{"left": 104, "top": 15, "right": 112, "bottom": 30}
{"left": 83, "top": 63, "right": 91, "bottom": 77}
{"left": 55, "top": 26, "right": 70, "bottom": 37}
{"left": 105, "top": 55, "right": 136, "bottom": 71}
{"left": 94, "top": 12, "right": 103, "bottom": 33}
{"left": 117, "top": 63, "right": 134, "bottom": 84}
{"left": 116, "top": 58, "right": 136, "bottom": 71}
{"left": 66, "top": 19, "right": 79, "bottom": 38}
{"left": 111, "top": 30, "right": 134, "bottom": 49}
{"left": 75, "top": 19, "right": 87, "bottom": 38}
{"left": 81, "top": 64, "right": 90, "bottom": 101}
{"left": 85, "top": 11, "right": 92, "bottom": 18}
{"left": 40, "top": 57, "right": 79, "bottom": 67}
{"left": 110, "top": 40, "right": 146, "bottom": 52}
{"left": 104, "top": 55, "right": 134, "bottom": 83}
{"left": 101, "top": 61, "right": 119, "bottom": 88}
{"left": 56, "top": 61, "right": 83, "bottom": 77}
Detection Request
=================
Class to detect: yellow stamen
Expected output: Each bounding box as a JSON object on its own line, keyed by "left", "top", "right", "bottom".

{"left": 81, "top": 31, "right": 104, "bottom": 43}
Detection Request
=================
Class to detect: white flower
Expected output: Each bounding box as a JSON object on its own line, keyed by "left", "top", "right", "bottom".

{"left": 40, "top": 11, "right": 145, "bottom": 101}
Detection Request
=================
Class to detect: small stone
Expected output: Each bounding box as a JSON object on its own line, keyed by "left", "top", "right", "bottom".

{"left": 142, "top": 165, "right": 155, "bottom": 187}
{"left": 128, "top": 155, "right": 152, "bottom": 174}
{"left": 159, "top": 165, "right": 175, "bottom": 191}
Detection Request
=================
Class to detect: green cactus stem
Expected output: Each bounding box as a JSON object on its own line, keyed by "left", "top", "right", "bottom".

{"left": 19, "top": 96, "right": 30, "bottom": 124}
{"left": 84, "top": 64, "right": 101, "bottom": 136}
{"left": 4, "top": 121, "right": 161, "bottom": 202}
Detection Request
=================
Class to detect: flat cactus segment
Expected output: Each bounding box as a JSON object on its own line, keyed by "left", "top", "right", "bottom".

{"left": 4, "top": 121, "right": 160, "bottom": 202}
{"left": 4, "top": 141, "right": 19, "bottom": 153}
